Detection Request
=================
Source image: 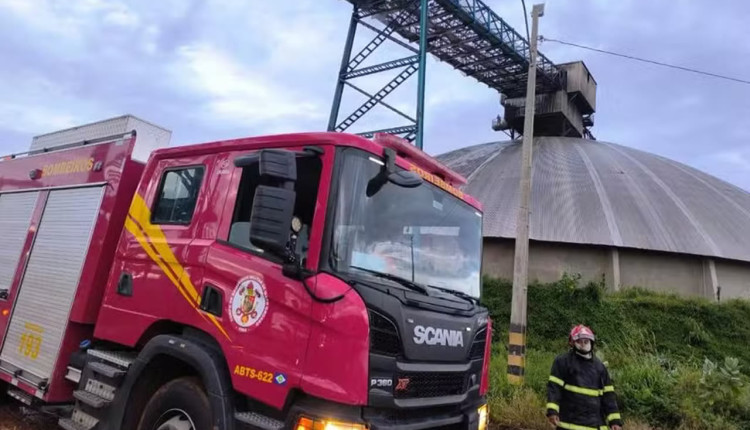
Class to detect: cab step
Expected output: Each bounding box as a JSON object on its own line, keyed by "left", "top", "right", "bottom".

{"left": 58, "top": 349, "right": 134, "bottom": 430}
{"left": 7, "top": 387, "right": 33, "bottom": 406}
{"left": 59, "top": 410, "right": 98, "bottom": 430}
{"left": 84, "top": 378, "right": 116, "bottom": 401}
{"left": 86, "top": 350, "right": 135, "bottom": 369}
{"left": 58, "top": 418, "right": 91, "bottom": 430}
{"left": 73, "top": 389, "right": 111, "bottom": 408}
{"left": 87, "top": 361, "right": 126, "bottom": 380}
{"left": 235, "top": 412, "right": 284, "bottom": 430}
{"left": 65, "top": 366, "right": 82, "bottom": 384}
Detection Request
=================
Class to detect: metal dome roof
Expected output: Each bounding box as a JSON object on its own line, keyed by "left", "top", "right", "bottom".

{"left": 437, "top": 137, "right": 750, "bottom": 263}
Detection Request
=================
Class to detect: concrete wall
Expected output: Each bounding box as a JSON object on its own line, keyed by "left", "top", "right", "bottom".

{"left": 618, "top": 250, "right": 704, "bottom": 296}
{"left": 482, "top": 239, "right": 515, "bottom": 280}
{"left": 527, "top": 242, "right": 610, "bottom": 285}
{"left": 716, "top": 260, "right": 750, "bottom": 300}
{"left": 483, "top": 239, "right": 611, "bottom": 286}
{"left": 481, "top": 238, "right": 750, "bottom": 299}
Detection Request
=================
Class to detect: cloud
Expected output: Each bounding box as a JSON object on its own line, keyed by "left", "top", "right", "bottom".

{"left": 715, "top": 149, "right": 750, "bottom": 171}
{"left": 101, "top": 3, "right": 141, "bottom": 28}
{"left": 0, "top": 71, "right": 102, "bottom": 136}
{"left": 0, "top": 0, "right": 748, "bottom": 193}
{"left": 173, "top": 43, "right": 325, "bottom": 127}
{"left": 0, "top": 104, "right": 77, "bottom": 136}
{"left": 0, "top": 0, "right": 142, "bottom": 40}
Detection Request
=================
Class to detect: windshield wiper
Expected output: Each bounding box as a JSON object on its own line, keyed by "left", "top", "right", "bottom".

{"left": 427, "top": 284, "right": 479, "bottom": 305}
{"left": 349, "top": 265, "right": 429, "bottom": 295}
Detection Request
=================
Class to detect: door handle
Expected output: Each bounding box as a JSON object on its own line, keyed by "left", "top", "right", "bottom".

{"left": 117, "top": 272, "right": 133, "bottom": 296}
{"left": 200, "top": 285, "right": 223, "bottom": 317}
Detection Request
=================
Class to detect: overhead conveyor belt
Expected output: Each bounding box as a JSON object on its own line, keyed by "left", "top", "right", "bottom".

{"left": 328, "top": 0, "right": 596, "bottom": 144}
{"left": 354, "top": 0, "right": 564, "bottom": 97}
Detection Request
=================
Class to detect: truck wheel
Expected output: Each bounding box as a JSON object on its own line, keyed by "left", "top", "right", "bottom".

{"left": 136, "top": 377, "right": 212, "bottom": 430}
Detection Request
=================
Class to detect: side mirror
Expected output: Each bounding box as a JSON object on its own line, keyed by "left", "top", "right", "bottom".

{"left": 259, "top": 149, "right": 297, "bottom": 182}
{"left": 247, "top": 149, "right": 298, "bottom": 256}
{"left": 234, "top": 148, "right": 297, "bottom": 183}
{"left": 366, "top": 147, "right": 423, "bottom": 196}
{"left": 249, "top": 185, "right": 296, "bottom": 256}
{"left": 388, "top": 170, "right": 422, "bottom": 188}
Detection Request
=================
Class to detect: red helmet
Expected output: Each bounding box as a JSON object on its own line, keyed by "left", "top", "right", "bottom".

{"left": 569, "top": 324, "right": 596, "bottom": 344}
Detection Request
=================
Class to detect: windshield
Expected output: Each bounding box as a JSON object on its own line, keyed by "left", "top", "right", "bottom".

{"left": 329, "top": 148, "right": 482, "bottom": 298}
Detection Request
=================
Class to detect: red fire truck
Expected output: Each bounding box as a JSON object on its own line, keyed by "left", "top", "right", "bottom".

{"left": 0, "top": 119, "right": 490, "bottom": 430}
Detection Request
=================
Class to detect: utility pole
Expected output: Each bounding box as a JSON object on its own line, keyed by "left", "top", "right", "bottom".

{"left": 508, "top": 2, "right": 544, "bottom": 386}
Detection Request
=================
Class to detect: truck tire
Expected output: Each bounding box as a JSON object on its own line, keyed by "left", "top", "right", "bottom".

{"left": 136, "top": 377, "right": 212, "bottom": 430}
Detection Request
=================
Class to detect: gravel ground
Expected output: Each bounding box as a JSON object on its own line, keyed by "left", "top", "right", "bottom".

{"left": 0, "top": 402, "right": 520, "bottom": 430}
{"left": 0, "top": 403, "right": 58, "bottom": 430}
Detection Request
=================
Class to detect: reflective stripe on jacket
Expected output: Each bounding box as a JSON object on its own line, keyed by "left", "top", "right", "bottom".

{"left": 547, "top": 350, "right": 623, "bottom": 428}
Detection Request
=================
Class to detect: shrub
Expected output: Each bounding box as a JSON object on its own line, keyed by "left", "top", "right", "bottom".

{"left": 488, "top": 386, "right": 549, "bottom": 430}
{"left": 482, "top": 275, "right": 750, "bottom": 429}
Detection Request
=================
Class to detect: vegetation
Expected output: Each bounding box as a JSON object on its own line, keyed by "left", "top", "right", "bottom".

{"left": 482, "top": 275, "right": 750, "bottom": 430}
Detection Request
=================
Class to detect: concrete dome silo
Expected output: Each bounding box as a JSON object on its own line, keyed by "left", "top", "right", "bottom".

{"left": 438, "top": 137, "right": 750, "bottom": 299}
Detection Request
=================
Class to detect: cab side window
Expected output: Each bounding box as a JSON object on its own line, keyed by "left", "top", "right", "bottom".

{"left": 152, "top": 167, "right": 205, "bottom": 224}
{"left": 228, "top": 156, "right": 321, "bottom": 265}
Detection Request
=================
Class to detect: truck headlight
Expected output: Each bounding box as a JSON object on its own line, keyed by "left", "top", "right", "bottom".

{"left": 296, "top": 416, "right": 367, "bottom": 430}
{"left": 478, "top": 404, "right": 489, "bottom": 430}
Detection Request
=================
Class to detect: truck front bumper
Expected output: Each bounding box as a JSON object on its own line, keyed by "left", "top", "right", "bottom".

{"left": 284, "top": 397, "right": 487, "bottom": 430}
{"left": 363, "top": 402, "right": 485, "bottom": 430}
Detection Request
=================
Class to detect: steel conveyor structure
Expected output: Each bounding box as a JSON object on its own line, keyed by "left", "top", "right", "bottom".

{"left": 328, "top": 0, "right": 597, "bottom": 146}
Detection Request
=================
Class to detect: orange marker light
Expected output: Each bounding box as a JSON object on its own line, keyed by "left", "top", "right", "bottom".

{"left": 295, "top": 417, "right": 367, "bottom": 430}
{"left": 2, "top": 309, "right": 9, "bottom": 316}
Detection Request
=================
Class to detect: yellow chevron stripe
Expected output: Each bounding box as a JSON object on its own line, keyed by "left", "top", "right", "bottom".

{"left": 124, "top": 216, "right": 197, "bottom": 307}
{"left": 125, "top": 195, "right": 231, "bottom": 342}
{"left": 207, "top": 314, "right": 231, "bottom": 341}
{"left": 128, "top": 195, "right": 199, "bottom": 302}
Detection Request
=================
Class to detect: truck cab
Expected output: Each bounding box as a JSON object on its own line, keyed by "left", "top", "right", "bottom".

{"left": 0, "top": 128, "right": 490, "bottom": 430}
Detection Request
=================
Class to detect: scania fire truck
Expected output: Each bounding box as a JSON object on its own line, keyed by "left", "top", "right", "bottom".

{"left": 0, "top": 117, "right": 491, "bottom": 430}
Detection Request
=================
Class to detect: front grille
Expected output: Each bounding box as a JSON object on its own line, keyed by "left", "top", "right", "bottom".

{"left": 393, "top": 372, "right": 468, "bottom": 399}
{"left": 365, "top": 405, "right": 461, "bottom": 422}
{"left": 363, "top": 406, "right": 464, "bottom": 429}
{"left": 469, "top": 327, "right": 487, "bottom": 359}
{"left": 369, "top": 310, "right": 401, "bottom": 356}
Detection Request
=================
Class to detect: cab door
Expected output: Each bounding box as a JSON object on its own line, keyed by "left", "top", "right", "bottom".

{"left": 203, "top": 146, "right": 328, "bottom": 409}
{"left": 98, "top": 154, "right": 218, "bottom": 342}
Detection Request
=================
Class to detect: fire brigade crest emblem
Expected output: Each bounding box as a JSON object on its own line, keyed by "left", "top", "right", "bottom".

{"left": 229, "top": 275, "right": 268, "bottom": 332}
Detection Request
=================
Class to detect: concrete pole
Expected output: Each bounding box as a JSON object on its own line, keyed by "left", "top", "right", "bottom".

{"left": 508, "top": 3, "right": 544, "bottom": 386}
{"left": 415, "top": 0, "right": 429, "bottom": 150}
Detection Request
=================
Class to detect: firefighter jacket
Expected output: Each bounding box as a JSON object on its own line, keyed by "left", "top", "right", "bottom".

{"left": 547, "top": 350, "right": 623, "bottom": 430}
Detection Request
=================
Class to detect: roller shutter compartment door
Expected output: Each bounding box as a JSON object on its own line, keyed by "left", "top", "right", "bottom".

{"left": 0, "top": 186, "right": 104, "bottom": 384}
{"left": 0, "top": 192, "right": 39, "bottom": 293}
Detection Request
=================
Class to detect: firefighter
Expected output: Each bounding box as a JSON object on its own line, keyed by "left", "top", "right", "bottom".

{"left": 546, "top": 324, "right": 623, "bottom": 430}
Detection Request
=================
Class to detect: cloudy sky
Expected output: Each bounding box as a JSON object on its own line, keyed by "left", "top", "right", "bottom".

{"left": 1, "top": 0, "right": 748, "bottom": 191}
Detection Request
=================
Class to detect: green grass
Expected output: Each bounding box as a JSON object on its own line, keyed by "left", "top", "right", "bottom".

{"left": 482, "top": 275, "right": 750, "bottom": 430}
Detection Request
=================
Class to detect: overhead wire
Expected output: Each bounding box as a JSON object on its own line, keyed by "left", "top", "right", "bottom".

{"left": 540, "top": 36, "right": 750, "bottom": 86}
